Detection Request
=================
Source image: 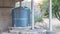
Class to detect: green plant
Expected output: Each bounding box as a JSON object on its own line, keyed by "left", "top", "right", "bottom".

{"left": 52, "top": 0, "right": 60, "bottom": 20}
{"left": 39, "top": 0, "right": 60, "bottom": 21}
{"left": 35, "top": 16, "right": 43, "bottom": 22}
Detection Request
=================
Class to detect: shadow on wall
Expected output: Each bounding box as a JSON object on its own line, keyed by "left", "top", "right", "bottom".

{"left": 0, "top": 8, "right": 12, "bottom": 32}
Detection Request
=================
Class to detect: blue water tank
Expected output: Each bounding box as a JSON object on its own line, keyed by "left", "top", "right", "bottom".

{"left": 12, "top": 7, "right": 31, "bottom": 27}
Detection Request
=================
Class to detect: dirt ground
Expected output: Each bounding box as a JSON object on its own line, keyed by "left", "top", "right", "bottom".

{"left": 35, "top": 18, "right": 60, "bottom": 32}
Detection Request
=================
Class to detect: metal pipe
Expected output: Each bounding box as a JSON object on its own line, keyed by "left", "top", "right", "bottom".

{"left": 31, "top": 0, "right": 34, "bottom": 29}
{"left": 49, "top": 0, "right": 52, "bottom": 31}
{"left": 14, "top": 0, "right": 16, "bottom": 8}
{"left": 20, "top": 1, "right": 22, "bottom": 7}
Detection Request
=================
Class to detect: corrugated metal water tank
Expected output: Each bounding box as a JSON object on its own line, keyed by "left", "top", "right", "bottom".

{"left": 12, "top": 7, "right": 31, "bottom": 27}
